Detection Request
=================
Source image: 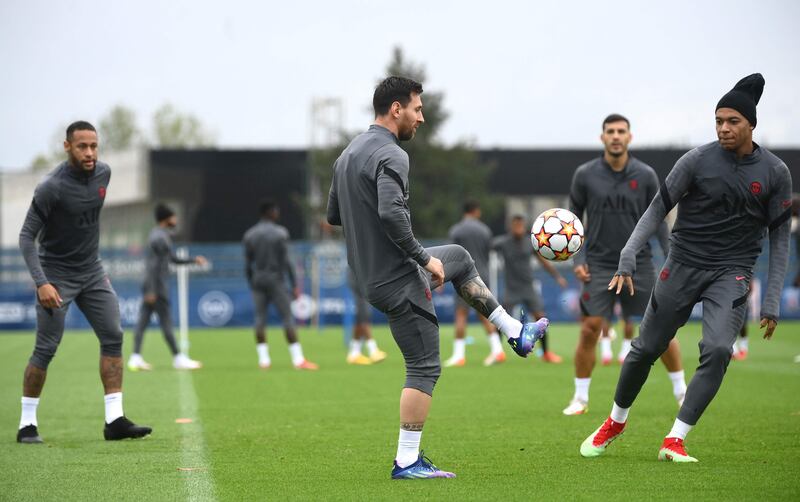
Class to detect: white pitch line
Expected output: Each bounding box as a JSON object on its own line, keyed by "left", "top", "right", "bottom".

{"left": 177, "top": 369, "right": 216, "bottom": 502}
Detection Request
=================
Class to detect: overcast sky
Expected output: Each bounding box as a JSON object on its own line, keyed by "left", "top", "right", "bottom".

{"left": 1, "top": 0, "right": 798, "bottom": 170}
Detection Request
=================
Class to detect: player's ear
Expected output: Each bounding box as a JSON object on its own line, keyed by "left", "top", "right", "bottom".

{"left": 63, "top": 140, "right": 70, "bottom": 152}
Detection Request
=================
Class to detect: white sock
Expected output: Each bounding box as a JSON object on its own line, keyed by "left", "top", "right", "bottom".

{"left": 574, "top": 377, "right": 591, "bottom": 403}
{"left": 289, "top": 342, "right": 305, "bottom": 366}
{"left": 600, "top": 337, "right": 612, "bottom": 358}
{"left": 668, "top": 370, "right": 687, "bottom": 400}
{"left": 104, "top": 392, "right": 124, "bottom": 424}
{"left": 366, "top": 339, "right": 379, "bottom": 356}
{"left": 488, "top": 306, "right": 523, "bottom": 339}
{"left": 739, "top": 337, "right": 749, "bottom": 352}
{"left": 666, "top": 418, "right": 693, "bottom": 440}
{"left": 610, "top": 402, "right": 630, "bottom": 423}
{"left": 395, "top": 429, "right": 422, "bottom": 468}
{"left": 487, "top": 332, "right": 503, "bottom": 355}
{"left": 452, "top": 338, "right": 466, "bottom": 360}
{"left": 20, "top": 396, "right": 39, "bottom": 429}
{"left": 620, "top": 339, "right": 632, "bottom": 354}
{"left": 257, "top": 343, "right": 270, "bottom": 364}
{"left": 348, "top": 339, "right": 362, "bottom": 358}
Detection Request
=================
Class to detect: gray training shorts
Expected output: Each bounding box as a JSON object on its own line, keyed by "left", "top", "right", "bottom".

{"left": 579, "top": 265, "right": 655, "bottom": 320}
{"left": 251, "top": 282, "right": 295, "bottom": 330}
{"left": 30, "top": 268, "right": 124, "bottom": 370}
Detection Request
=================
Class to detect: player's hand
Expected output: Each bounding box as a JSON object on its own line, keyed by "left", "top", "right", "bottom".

{"left": 760, "top": 317, "right": 777, "bottom": 340}
{"left": 557, "top": 276, "right": 568, "bottom": 289}
{"left": 144, "top": 293, "right": 157, "bottom": 305}
{"left": 195, "top": 255, "right": 208, "bottom": 266}
{"left": 573, "top": 264, "right": 591, "bottom": 283}
{"left": 37, "top": 283, "right": 62, "bottom": 309}
{"left": 425, "top": 256, "right": 445, "bottom": 288}
{"left": 293, "top": 286, "right": 301, "bottom": 300}
{"left": 608, "top": 274, "right": 634, "bottom": 296}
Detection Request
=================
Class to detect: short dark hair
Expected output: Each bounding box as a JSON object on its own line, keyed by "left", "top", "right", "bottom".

{"left": 66, "top": 121, "right": 96, "bottom": 141}
{"left": 259, "top": 198, "right": 278, "bottom": 217}
{"left": 373, "top": 76, "right": 423, "bottom": 117}
{"left": 463, "top": 200, "right": 480, "bottom": 214}
{"left": 154, "top": 203, "right": 175, "bottom": 223}
{"left": 602, "top": 114, "right": 630, "bottom": 131}
{"left": 511, "top": 214, "right": 526, "bottom": 222}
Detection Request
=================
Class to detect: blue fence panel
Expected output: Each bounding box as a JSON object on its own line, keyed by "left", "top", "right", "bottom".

{"left": 2, "top": 237, "right": 799, "bottom": 331}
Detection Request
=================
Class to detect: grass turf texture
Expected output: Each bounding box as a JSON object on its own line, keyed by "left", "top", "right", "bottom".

{"left": 1, "top": 322, "right": 799, "bottom": 501}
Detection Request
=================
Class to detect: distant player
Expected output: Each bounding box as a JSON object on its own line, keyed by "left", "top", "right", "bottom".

{"left": 444, "top": 200, "right": 506, "bottom": 367}
{"left": 244, "top": 199, "right": 317, "bottom": 370}
{"left": 581, "top": 74, "right": 791, "bottom": 462}
{"left": 327, "top": 77, "right": 548, "bottom": 479}
{"left": 17, "top": 121, "right": 151, "bottom": 443}
{"left": 128, "top": 203, "right": 206, "bottom": 371}
{"left": 565, "top": 114, "right": 686, "bottom": 416}
{"left": 346, "top": 267, "right": 388, "bottom": 365}
{"left": 492, "top": 215, "right": 566, "bottom": 363}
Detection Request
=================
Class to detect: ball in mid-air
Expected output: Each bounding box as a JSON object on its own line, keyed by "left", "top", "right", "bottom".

{"left": 531, "top": 208, "right": 584, "bottom": 261}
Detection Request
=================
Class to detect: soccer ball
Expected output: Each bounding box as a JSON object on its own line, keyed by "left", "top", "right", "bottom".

{"left": 530, "top": 208, "right": 584, "bottom": 261}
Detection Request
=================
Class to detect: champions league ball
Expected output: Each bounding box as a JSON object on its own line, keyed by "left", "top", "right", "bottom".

{"left": 531, "top": 208, "right": 584, "bottom": 261}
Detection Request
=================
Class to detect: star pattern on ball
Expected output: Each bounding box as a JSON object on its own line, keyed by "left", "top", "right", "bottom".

{"left": 542, "top": 209, "right": 559, "bottom": 219}
{"left": 534, "top": 228, "right": 551, "bottom": 248}
{"left": 559, "top": 220, "right": 578, "bottom": 239}
{"left": 554, "top": 248, "right": 572, "bottom": 261}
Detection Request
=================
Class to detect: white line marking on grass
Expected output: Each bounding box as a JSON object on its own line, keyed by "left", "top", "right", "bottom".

{"left": 178, "top": 369, "right": 217, "bottom": 501}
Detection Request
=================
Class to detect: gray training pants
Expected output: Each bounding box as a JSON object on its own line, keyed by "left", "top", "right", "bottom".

{"left": 371, "top": 244, "right": 479, "bottom": 396}
{"left": 132, "top": 295, "right": 179, "bottom": 356}
{"left": 30, "top": 269, "right": 124, "bottom": 370}
{"left": 614, "top": 257, "right": 751, "bottom": 425}
{"left": 251, "top": 282, "right": 296, "bottom": 331}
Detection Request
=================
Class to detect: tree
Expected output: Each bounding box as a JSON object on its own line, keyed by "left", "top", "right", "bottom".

{"left": 152, "top": 104, "right": 215, "bottom": 148}
{"left": 99, "top": 105, "right": 141, "bottom": 151}
{"left": 311, "top": 47, "right": 499, "bottom": 239}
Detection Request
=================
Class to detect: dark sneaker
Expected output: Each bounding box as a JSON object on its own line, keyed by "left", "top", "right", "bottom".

{"left": 103, "top": 416, "right": 152, "bottom": 440}
{"left": 16, "top": 424, "right": 43, "bottom": 444}
{"left": 507, "top": 312, "right": 549, "bottom": 358}
{"left": 391, "top": 451, "right": 456, "bottom": 479}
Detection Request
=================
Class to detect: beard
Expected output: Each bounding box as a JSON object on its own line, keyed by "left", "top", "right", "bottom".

{"left": 398, "top": 127, "right": 415, "bottom": 141}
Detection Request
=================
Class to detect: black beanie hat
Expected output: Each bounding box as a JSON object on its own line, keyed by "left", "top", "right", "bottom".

{"left": 154, "top": 203, "right": 175, "bottom": 222}
{"left": 716, "top": 73, "right": 765, "bottom": 127}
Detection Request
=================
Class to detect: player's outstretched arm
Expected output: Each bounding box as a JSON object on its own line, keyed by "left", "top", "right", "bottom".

{"left": 375, "top": 155, "right": 430, "bottom": 268}
{"left": 616, "top": 150, "right": 696, "bottom": 278}
{"left": 568, "top": 166, "right": 588, "bottom": 269}
{"left": 760, "top": 163, "right": 793, "bottom": 339}
{"left": 326, "top": 167, "right": 342, "bottom": 226}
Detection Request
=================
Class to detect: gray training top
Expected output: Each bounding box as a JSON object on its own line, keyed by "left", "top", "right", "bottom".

{"left": 326, "top": 124, "right": 430, "bottom": 303}
{"left": 449, "top": 216, "right": 492, "bottom": 280}
{"left": 492, "top": 234, "right": 536, "bottom": 296}
{"left": 243, "top": 219, "right": 297, "bottom": 290}
{"left": 142, "top": 226, "right": 194, "bottom": 298}
{"left": 19, "top": 161, "right": 111, "bottom": 286}
{"left": 570, "top": 156, "right": 669, "bottom": 270}
{"left": 618, "top": 141, "right": 792, "bottom": 321}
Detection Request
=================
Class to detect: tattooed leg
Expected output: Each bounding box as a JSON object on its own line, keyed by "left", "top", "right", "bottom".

{"left": 457, "top": 276, "right": 500, "bottom": 318}
{"left": 100, "top": 356, "right": 123, "bottom": 394}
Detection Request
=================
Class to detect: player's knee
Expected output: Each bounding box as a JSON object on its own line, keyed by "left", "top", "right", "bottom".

{"left": 579, "top": 317, "right": 603, "bottom": 344}
{"left": 99, "top": 327, "right": 124, "bottom": 358}
{"left": 700, "top": 341, "right": 733, "bottom": 364}
{"left": 404, "top": 362, "right": 441, "bottom": 396}
{"left": 29, "top": 349, "right": 55, "bottom": 370}
{"left": 629, "top": 337, "right": 666, "bottom": 363}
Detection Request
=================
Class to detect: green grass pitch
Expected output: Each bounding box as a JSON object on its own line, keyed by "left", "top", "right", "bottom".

{"left": 1, "top": 322, "right": 799, "bottom": 500}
